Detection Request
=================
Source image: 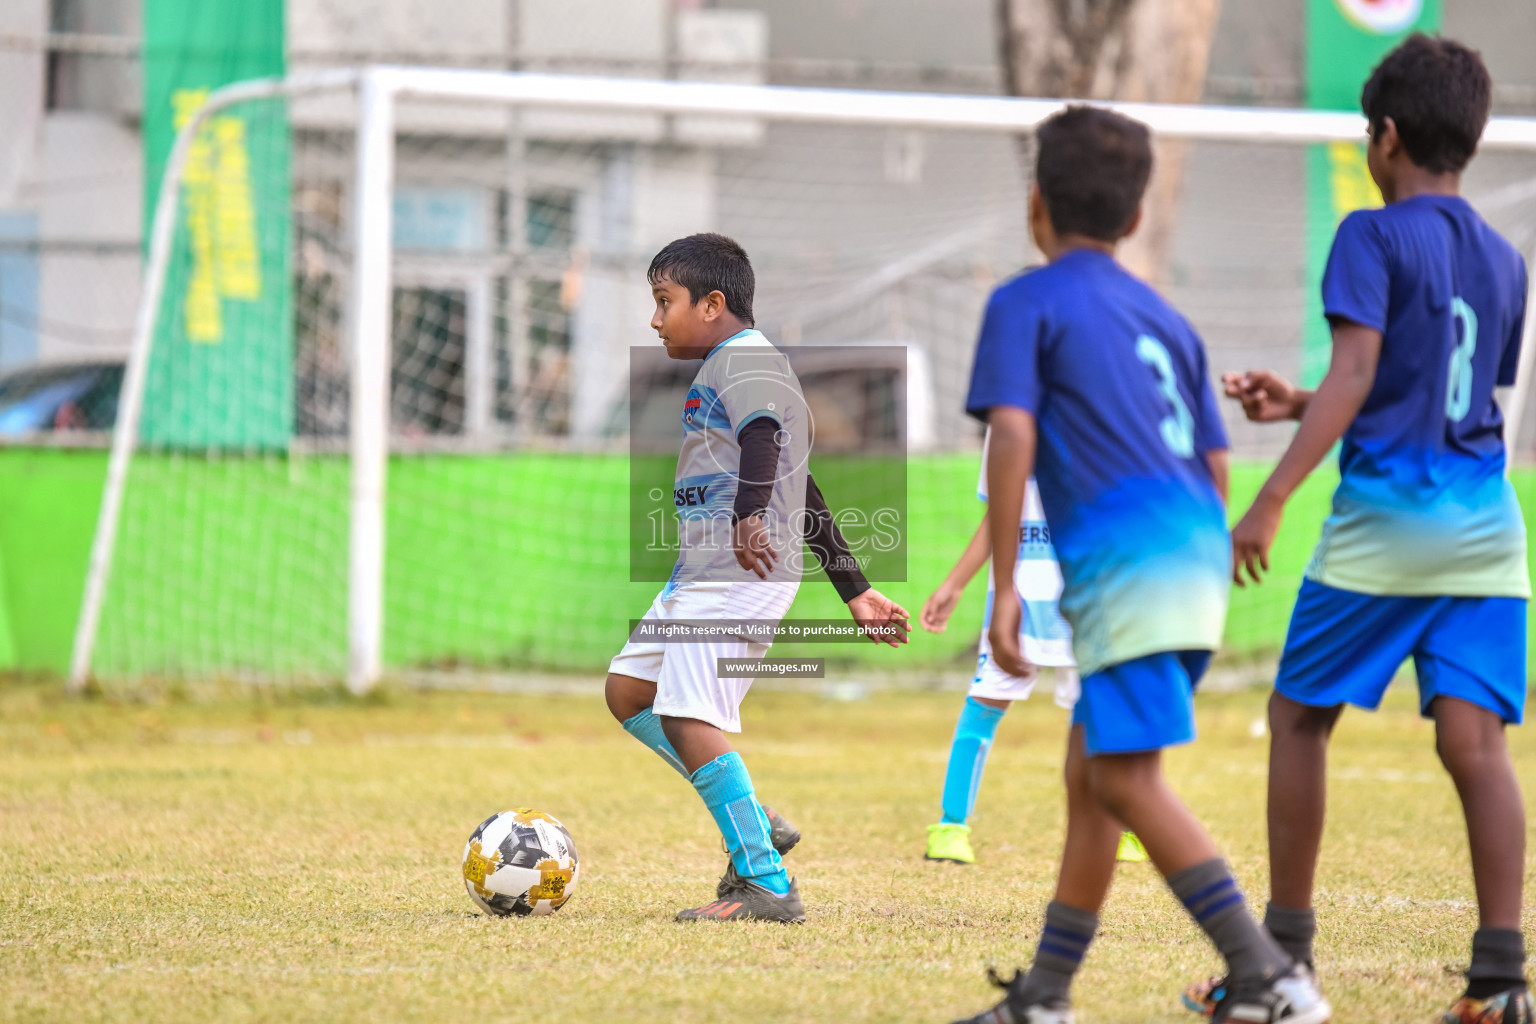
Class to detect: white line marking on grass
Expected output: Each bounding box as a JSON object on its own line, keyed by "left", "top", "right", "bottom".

{"left": 362, "top": 734, "right": 539, "bottom": 749}
{"left": 1238, "top": 764, "right": 1440, "bottom": 784}
{"left": 55, "top": 960, "right": 966, "bottom": 978}
{"left": 1318, "top": 892, "right": 1476, "bottom": 911}
{"left": 167, "top": 730, "right": 538, "bottom": 748}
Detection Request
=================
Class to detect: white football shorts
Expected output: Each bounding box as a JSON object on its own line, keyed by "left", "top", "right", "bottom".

{"left": 608, "top": 579, "right": 799, "bottom": 733}
{"left": 973, "top": 584, "right": 1079, "bottom": 708}
{"left": 970, "top": 650, "right": 1080, "bottom": 708}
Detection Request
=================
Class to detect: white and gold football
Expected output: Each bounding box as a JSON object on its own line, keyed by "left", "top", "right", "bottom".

{"left": 461, "top": 808, "right": 579, "bottom": 917}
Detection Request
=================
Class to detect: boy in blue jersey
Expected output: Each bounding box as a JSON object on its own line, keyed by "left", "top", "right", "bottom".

{"left": 1205, "top": 38, "right": 1531, "bottom": 1024}
{"left": 604, "top": 233, "right": 912, "bottom": 924}
{"left": 950, "top": 106, "right": 1329, "bottom": 1024}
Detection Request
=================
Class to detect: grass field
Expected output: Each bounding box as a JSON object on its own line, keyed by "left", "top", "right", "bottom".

{"left": 3, "top": 674, "right": 1532, "bottom": 1023}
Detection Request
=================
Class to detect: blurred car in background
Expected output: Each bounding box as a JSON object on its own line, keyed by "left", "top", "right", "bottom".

{"left": 0, "top": 361, "right": 125, "bottom": 437}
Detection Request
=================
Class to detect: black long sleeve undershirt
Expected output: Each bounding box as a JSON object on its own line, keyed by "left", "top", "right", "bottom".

{"left": 732, "top": 419, "right": 871, "bottom": 603}
{"left": 731, "top": 418, "right": 781, "bottom": 524}
{"left": 803, "top": 474, "right": 871, "bottom": 604}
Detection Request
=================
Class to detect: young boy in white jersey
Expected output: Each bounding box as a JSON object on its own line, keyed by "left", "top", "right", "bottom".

{"left": 604, "top": 233, "right": 912, "bottom": 923}
{"left": 923, "top": 429, "right": 1148, "bottom": 866}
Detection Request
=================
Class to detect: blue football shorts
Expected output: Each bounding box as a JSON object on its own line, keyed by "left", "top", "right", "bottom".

{"left": 1071, "top": 649, "right": 1212, "bottom": 757}
{"left": 1275, "top": 578, "right": 1527, "bottom": 724}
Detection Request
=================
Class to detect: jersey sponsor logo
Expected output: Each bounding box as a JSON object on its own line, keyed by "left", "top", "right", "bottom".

{"left": 683, "top": 388, "right": 703, "bottom": 425}
{"left": 1334, "top": 0, "right": 1421, "bottom": 34}
{"left": 674, "top": 484, "right": 712, "bottom": 508}
{"left": 1019, "top": 522, "right": 1052, "bottom": 546}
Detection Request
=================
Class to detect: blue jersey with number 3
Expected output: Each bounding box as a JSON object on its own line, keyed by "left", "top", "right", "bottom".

{"left": 1313, "top": 196, "right": 1529, "bottom": 598}
{"left": 965, "top": 251, "right": 1231, "bottom": 677}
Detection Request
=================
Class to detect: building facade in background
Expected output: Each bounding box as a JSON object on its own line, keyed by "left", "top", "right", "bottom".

{"left": 0, "top": 0, "right": 1534, "bottom": 452}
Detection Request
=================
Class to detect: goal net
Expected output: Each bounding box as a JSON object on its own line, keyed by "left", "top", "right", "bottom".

{"left": 70, "top": 68, "right": 1536, "bottom": 691}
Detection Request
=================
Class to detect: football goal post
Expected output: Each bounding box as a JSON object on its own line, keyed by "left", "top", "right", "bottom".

{"left": 68, "top": 66, "right": 1536, "bottom": 693}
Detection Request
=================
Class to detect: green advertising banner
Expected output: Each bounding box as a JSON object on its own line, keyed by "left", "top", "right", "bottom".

{"left": 141, "top": 0, "right": 291, "bottom": 448}
{"left": 1302, "top": 0, "right": 1441, "bottom": 385}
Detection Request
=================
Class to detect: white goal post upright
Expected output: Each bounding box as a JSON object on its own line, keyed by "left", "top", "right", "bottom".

{"left": 68, "top": 66, "right": 1536, "bottom": 694}
{"left": 346, "top": 69, "right": 397, "bottom": 694}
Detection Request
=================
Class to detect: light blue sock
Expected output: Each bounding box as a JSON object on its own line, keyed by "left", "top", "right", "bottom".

{"left": 940, "top": 696, "right": 1006, "bottom": 825}
{"left": 621, "top": 708, "right": 688, "bottom": 778}
{"left": 691, "top": 751, "right": 790, "bottom": 895}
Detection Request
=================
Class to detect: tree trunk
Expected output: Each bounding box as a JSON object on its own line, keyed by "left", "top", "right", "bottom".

{"left": 995, "top": 0, "right": 1224, "bottom": 282}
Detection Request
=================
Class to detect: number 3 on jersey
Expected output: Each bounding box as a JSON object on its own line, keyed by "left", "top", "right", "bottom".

{"left": 1446, "top": 297, "right": 1477, "bottom": 424}
{"left": 1136, "top": 334, "right": 1194, "bottom": 457}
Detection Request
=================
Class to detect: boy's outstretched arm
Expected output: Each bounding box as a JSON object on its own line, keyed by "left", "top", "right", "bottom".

{"left": 1207, "top": 448, "right": 1230, "bottom": 506}
{"left": 983, "top": 406, "right": 1035, "bottom": 677}
{"left": 920, "top": 510, "right": 991, "bottom": 634}
{"left": 1231, "top": 321, "right": 1381, "bottom": 586}
{"left": 803, "top": 475, "right": 912, "bottom": 647}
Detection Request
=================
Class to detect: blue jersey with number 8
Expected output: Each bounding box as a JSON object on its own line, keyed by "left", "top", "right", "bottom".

{"left": 1313, "top": 196, "right": 1529, "bottom": 599}
{"left": 965, "top": 251, "right": 1230, "bottom": 678}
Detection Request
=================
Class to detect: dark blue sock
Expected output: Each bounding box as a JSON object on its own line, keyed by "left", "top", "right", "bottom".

{"left": 1169, "top": 858, "right": 1290, "bottom": 983}
{"left": 1018, "top": 901, "right": 1098, "bottom": 1004}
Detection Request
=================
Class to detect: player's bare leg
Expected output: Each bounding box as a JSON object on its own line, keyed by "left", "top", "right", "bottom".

{"left": 604, "top": 672, "right": 657, "bottom": 723}
{"left": 950, "top": 726, "right": 1116, "bottom": 1022}
{"left": 1090, "top": 747, "right": 1325, "bottom": 1023}
{"left": 658, "top": 715, "right": 735, "bottom": 774}
{"left": 1266, "top": 693, "right": 1341, "bottom": 914}
{"left": 1086, "top": 748, "right": 1218, "bottom": 875}
{"left": 1433, "top": 696, "right": 1531, "bottom": 1018}
{"left": 1433, "top": 696, "right": 1525, "bottom": 930}
{"left": 1182, "top": 693, "right": 1337, "bottom": 1016}
{"left": 1053, "top": 725, "right": 1120, "bottom": 911}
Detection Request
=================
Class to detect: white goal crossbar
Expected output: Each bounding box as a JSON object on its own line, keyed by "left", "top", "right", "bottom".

{"left": 68, "top": 66, "right": 1536, "bottom": 693}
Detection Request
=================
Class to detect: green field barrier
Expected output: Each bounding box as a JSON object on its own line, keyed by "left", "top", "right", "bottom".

{"left": 1, "top": 448, "right": 1532, "bottom": 679}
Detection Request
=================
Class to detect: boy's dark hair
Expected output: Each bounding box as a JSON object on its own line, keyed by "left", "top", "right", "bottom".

{"left": 647, "top": 233, "right": 755, "bottom": 325}
{"left": 1361, "top": 34, "right": 1491, "bottom": 175}
{"left": 1034, "top": 106, "right": 1153, "bottom": 242}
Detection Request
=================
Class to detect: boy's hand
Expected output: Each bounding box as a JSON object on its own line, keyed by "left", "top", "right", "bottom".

{"left": 919, "top": 581, "right": 964, "bottom": 633}
{"left": 847, "top": 589, "right": 913, "bottom": 647}
{"left": 987, "top": 590, "right": 1032, "bottom": 678}
{"left": 1222, "top": 370, "right": 1306, "bottom": 422}
{"left": 733, "top": 515, "right": 776, "bottom": 579}
{"left": 1231, "top": 491, "right": 1284, "bottom": 586}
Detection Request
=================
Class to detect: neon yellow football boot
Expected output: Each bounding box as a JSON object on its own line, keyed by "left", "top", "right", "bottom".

{"left": 1116, "top": 831, "right": 1149, "bottom": 863}
{"left": 925, "top": 822, "right": 976, "bottom": 864}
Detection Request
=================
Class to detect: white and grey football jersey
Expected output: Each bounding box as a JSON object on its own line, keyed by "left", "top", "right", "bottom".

{"left": 667, "top": 329, "right": 810, "bottom": 595}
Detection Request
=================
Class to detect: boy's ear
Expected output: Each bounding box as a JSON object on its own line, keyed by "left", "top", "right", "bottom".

{"left": 1028, "top": 185, "right": 1054, "bottom": 254}
{"left": 700, "top": 289, "right": 727, "bottom": 322}
{"left": 1121, "top": 205, "right": 1144, "bottom": 240}
{"left": 1376, "top": 116, "right": 1403, "bottom": 158}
